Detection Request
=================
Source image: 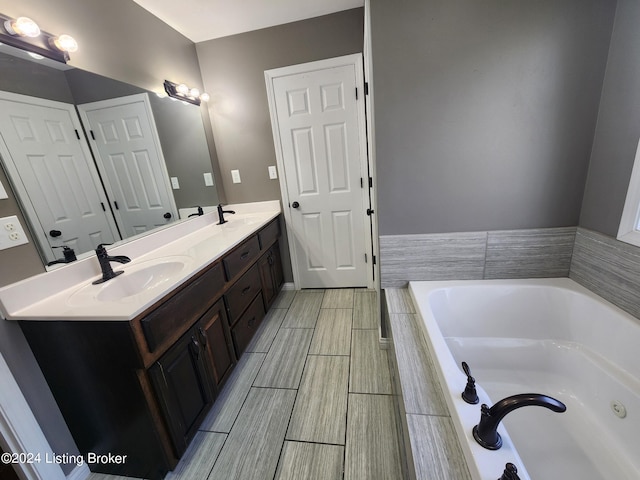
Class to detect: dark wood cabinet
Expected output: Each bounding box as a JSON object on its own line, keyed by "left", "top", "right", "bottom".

{"left": 259, "top": 240, "right": 284, "bottom": 310}
{"left": 149, "top": 324, "right": 214, "bottom": 456}
{"left": 198, "top": 299, "right": 235, "bottom": 389}
{"left": 19, "top": 214, "right": 284, "bottom": 480}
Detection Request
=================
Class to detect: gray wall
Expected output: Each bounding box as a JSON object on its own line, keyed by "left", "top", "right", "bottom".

{"left": 0, "top": 0, "right": 209, "bottom": 472}
{"left": 370, "top": 0, "right": 616, "bottom": 236}
{"left": 196, "top": 8, "right": 364, "bottom": 204}
{"left": 580, "top": 0, "right": 640, "bottom": 236}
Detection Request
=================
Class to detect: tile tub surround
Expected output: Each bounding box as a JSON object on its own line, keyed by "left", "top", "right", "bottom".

{"left": 384, "top": 288, "right": 472, "bottom": 480}
{"left": 380, "top": 226, "right": 576, "bottom": 288}
{"left": 0, "top": 201, "right": 280, "bottom": 320}
{"left": 87, "top": 287, "right": 402, "bottom": 480}
{"left": 570, "top": 227, "right": 640, "bottom": 320}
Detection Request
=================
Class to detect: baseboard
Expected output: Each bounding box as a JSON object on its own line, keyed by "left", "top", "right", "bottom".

{"left": 379, "top": 336, "right": 391, "bottom": 350}
{"left": 66, "top": 463, "right": 90, "bottom": 480}
{"left": 281, "top": 282, "right": 295, "bottom": 290}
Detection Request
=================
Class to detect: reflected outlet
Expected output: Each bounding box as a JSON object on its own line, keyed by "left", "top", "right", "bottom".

{"left": 0, "top": 215, "right": 28, "bottom": 250}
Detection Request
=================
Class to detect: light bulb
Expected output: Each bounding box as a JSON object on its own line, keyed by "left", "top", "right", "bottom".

{"left": 52, "top": 34, "right": 78, "bottom": 53}
{"left": 189, "top": 88, "right": 200, "bottom": 98}
{"left": 176, "top": 84, "right": 189, "bottom": 95}
{"left": 199, "top": 92, "right": 210, "bottom": 103}
{"left": 5, "top": 17, "right": 40, "bottom": 38}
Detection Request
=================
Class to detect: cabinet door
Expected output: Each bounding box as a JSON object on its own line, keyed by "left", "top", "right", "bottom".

{"left": 197, "top": 300, "right": 236, "bottom": 390}
{"left": 149, "top": 328, "right": 214, "bottom": 456}
{"left": 259, "top": 241, "right": 285, "bottom": 310}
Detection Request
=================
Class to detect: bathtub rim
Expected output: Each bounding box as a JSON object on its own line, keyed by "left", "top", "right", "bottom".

{"left": 406, "top": 277, "right": 639, "bottom": 480}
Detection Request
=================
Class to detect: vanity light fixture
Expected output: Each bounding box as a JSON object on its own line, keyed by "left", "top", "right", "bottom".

{"left": 163, "top": 80, "right": 210, "bottom": 106}
{"left": 0, "top": 12, "right": 77, "bottom": 63}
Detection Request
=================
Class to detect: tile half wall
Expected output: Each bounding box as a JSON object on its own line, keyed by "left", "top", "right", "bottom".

{"left": 379, "top": 227, "right": 577, "bottom": 288}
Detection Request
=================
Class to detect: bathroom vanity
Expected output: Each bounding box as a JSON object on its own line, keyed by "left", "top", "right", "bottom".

{"left": 0, "top": 202, "right": 284, "bottom": 479}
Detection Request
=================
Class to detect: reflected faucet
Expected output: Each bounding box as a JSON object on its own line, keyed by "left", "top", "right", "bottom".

{"left": 46, "top": 246, "right": 77, "bottom": 266}
{"left": 473, "top": 393, "right": 566, "bottom": 450}
{"left": 217, "top": 203, "right": 236, "bottom": 225}
{"left": 92, "top": 243, "right": 131, "bottom": 285}
{"left": 188, "top": 206, "right": 204, "bottom": 217}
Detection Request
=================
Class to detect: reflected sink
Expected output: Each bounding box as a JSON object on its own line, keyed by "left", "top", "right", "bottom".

{"left": 68, "top": 256, "right": 192, "bottom": 305}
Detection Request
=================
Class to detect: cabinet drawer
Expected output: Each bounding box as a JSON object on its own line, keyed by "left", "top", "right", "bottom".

{"left": 141, "top": 262, "right": 225, "bottom": 353}
{"left": 223, "top": 235, "right": 260, "bottom": 280}
{"left": 258, "top": 218, "right": 280, "bottom": 249}
{"left": 230, "top": 294, "right": 265, "bottom": 357}
{"left": 225, "top": 263, "right": 261, "bottom": 323}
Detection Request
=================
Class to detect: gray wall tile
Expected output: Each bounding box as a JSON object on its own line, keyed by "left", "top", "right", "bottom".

{"left": 380, "top": 232, "right": 487, "bottom": 288}
{"left": 381, "top": 227, "right": 577, "bottom": 287}
{"left": 570, "top": 227, "right": 640, "bottom": 320}
{"left": 485, "top": 227, "right": 576, "bottom": 278}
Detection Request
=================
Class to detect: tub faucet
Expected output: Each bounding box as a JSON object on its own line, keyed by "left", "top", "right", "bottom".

{"left": 498, "top": 463, "right": 520, "bottom": 480}
{"left": 92, "top": 243, "right": 131, "bottom": 285}
{"left": 473, "top": 393, "right": 566, "bottom": 450}
{"left": 217, "top": 203, "right": 236, "bottom": 224}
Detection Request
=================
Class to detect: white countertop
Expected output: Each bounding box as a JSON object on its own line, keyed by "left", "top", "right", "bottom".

{"left": 0, "top": 201, "right": 281, "bottom": 321}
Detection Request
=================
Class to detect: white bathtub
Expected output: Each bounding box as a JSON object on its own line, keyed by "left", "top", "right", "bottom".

{"left": 409, "top": 278, "right": 640, "bottom": 480}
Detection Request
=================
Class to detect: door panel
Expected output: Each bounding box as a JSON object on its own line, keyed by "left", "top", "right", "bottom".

{"left": 0, "top": 94, "right": 119, "bottom": 262}
{"left": 79, "top": 94, "right": 177, "bottom": 238}
{"left": 272, "top": 61, "right": 368, "bottom": 288}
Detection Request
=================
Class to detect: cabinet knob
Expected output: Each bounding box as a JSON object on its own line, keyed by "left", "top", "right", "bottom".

{"left": 190, "top": 335, "right": 201, "bottom": 358}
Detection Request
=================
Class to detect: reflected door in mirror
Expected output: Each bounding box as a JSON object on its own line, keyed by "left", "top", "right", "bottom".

{"left": 0, "top": 92, "right": 119, "bottom": 262}
{"left": 78, "top": 94, "right": 178, "bottom": 238}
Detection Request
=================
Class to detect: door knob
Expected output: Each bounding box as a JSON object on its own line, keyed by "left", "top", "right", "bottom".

{"left": 291, "top": 201, "right": 300, "bottom": 209}
{"left": 163, "top": 212, "right": 172, "bottom": 219}
{"left": 49, "top": 230, "right": 62, "bottom": 237}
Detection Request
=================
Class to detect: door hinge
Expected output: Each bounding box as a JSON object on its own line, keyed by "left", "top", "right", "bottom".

{"left": 90, "top": 130, "right": 96, "bottom": 140}
{"left": 364, "top": 82, "right": 369, "bottom": 95}
{"left": 74, "top": 129, "right": 80, "bottom": 140}
{"left": 365, "top": 253, "right": 368, "bottom": 263}
{"left": 368, "top": 177, "right": 373, "bottom": 188}
{"left": 355, "top": 87, "right": 358, "bottom": 100}
{"left": 373, "top": 255, "right": 377, "bottom": 265}
{"left": 100, "top": 202, "right": 106, "bottom": 211}
{"left": 360, "top": 177, "right": 363, "bottom": 188}
{"left": 367, "top": 208, "right": 375, "bottom": 216}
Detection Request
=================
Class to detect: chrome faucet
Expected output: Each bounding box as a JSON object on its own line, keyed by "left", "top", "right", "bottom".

{"left": 217, "top": 203, "right": 236, "bottom": 224}
{"left": 473, "top": 393, "right": 566, "bottom": 450}
{"left": 92, "top": 243, "right": 131, "bottom": 284}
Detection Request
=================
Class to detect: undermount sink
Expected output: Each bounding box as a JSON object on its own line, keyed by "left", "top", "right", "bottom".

{"left": 221, "top": 215, "right": 263, "bottom": 227}
{"left": 67, "top": 256, "right": 192, "bottom": 305}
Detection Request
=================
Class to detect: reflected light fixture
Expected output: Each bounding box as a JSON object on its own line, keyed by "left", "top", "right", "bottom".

{"left": 163, "top": 80, "right": 210, "bottom": 106}
{"left": 0, "top": 12, "right": 77, "bottom": 63}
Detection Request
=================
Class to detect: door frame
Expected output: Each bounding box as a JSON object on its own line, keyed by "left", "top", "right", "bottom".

{"left": 265, "top": 53, "right": 375, "bottom": 290}
{"left": 77, "top": 93, "right": 179, "bottom": 234}
{"left": 0, "top": 90, "right": 120, "bottom": 264}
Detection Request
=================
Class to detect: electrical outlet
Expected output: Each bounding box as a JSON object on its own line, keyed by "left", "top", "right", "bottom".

{"left": 268, "top": 165, "right": 278, "bottom": 179}
{"left": 170, "top": 177, "right": 180, "bottom": 189}
{"left": 203, "top": 172, "right": 214, "bottom": 186}
{"left": 231, "top": 169, "right": 241, "bottom": 184}
{"left": 0, "top": 215, "right": 28, "bottom": 250}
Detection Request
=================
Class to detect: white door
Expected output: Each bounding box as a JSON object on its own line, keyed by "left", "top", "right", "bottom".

{"left": 0, "top": 92, "right": 119, "bottom": 262}
{"left": 78, "top": 94, "right": 178, "bottom": 238}
{"left": 266, "top": 55, "right": 371, "bottom": 288}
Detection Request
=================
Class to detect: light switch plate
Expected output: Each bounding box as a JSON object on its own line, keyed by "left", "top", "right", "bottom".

{"left": 203, "top": 172, "right": 214, "bottom": 186}
{"left": 231, "top": 169, "right": 241, "bottom": 184}
{"left": 268, "top": 165, "right": 278, "bottom": 179}
{"left": 0, "top": 179, "right": 8, "bottom": 199}
{"left": 0, "top": 215, "right": 28, "bottom": 250}
{"left": 170, "top": 177, "right": 180, "bottom": 189}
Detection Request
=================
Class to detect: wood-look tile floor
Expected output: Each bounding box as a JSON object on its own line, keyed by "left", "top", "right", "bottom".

{"left": 89, "top": 288, "right": 403, "bottom": 480}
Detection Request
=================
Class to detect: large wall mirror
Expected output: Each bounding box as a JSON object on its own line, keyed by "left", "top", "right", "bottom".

{"left": 0, "top": 46, "right": 220, "bottom": 266}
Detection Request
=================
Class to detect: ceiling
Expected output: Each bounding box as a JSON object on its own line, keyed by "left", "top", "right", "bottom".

{"left": 132, "top": 0, "right": 364, "bottom": 43}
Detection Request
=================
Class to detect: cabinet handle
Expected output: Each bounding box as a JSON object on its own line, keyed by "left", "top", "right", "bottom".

{"left": 268, "top": 253, "right": 274, "bottom": 265}
{"left": 198, "top": 327, "right": 207, "bottom": 346}
{"left": 156, "top": 361, "right": 168, "bottom": 387}
{"left": 248, "top": 317, "right": 256, "bottom": 328}
{"left": 240, "top": 251, "right": 250, "bottom": 260}
{"left": 190, "top": 335, "right": 201, "bottom": 358}
{"left": 241, "top": 286, "right": 252, "bottom": 295}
